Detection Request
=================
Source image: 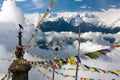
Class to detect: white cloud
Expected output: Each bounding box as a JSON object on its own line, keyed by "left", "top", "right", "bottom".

{"left": 91, "top": 9, "right": 120, "bottom": 27}
{"left": 0, "top": 0, "right": 25, "bottom": 51}
{"left": 0, "top": 0, "right": 24, "bottom": 25}
{"left": 6, "top": 0, "right": 26, "bottom": 1}
{"left": 0, "top": 44, "right": 12, "bottom": 74}
{"left": 15, "top": 0, "right": 26, "bottom": 2}
{"left": 80, "top": 5, "right": 87, "bottom": 9}
{"left": 32, "top": 0, "right": 45, "bottom": 9}
{"left": 81, "top": 32, "right": 110, "bottom": 45}
{"left": 75, "top": 0, "right": 83, "bottom": 2}
{"left": 80, "top": 41, "right": 108, "bottom": 53}
{"left": 104, "top": 32, "right": 120, "bottom": 43}
{"left": 31, "top": 0, "right": 50, "bottom": 9}
{"left": 110, "top": 5, "right": 116, "bottom": 8}
{"left": 79, "top": 5, "right": 91, "bottom": 9}
{"left": 100, "top": 8, "right": 106, "bottom": 11}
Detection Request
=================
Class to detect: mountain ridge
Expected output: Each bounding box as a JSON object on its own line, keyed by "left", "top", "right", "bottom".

{"left": 25, "top": 12, "right": 120, "bottom": 34}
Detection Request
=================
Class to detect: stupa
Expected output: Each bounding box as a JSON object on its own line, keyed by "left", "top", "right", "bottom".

{"left": 8, "top": 24, "right": 32, "bottom": 80}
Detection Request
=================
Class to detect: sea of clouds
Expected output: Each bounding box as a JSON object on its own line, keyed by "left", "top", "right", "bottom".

{"left": 0, "top": 0, "right": 120, "bottom": 80}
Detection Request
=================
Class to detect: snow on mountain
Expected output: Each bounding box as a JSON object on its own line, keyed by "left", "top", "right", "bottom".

{"left": 47, "top": 12, "right": 101, "bottom": 27}
{"left": 69, "top": 14, "right": 83, "bottom": 26}
{"left": 112, "top": 18, "right": 120, "bottom": 27}
{"left": 24, "top": 11, "right": 120, "bottom": 28}
{"left": 80, "top": 12, "right": 101, "bottom": 26}
{"left": 92, "top": 9, "right": 120, "bottom": 27}
{"left": 41, "top": 10, "right": 120, "bottom": 28}
{"left": 23, "top": 10, "right": 120, "bottom": 54}
{"left": 25, "top": 9, "right": 120, "bottom": 33}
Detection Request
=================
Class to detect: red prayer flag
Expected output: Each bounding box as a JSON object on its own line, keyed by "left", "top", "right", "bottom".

{"left": 80, "top": 78, "right": 83, "bottom": 80}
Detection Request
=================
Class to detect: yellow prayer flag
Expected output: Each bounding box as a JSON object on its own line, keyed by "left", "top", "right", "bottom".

{"left": 58, "top": 60, "right": 64, "bottom": 66}
{"left": 31, "top": 45, "right": 34, "bottom": 48}
{"left": 59, "top": 40, "right": 64, "bottom": 43}
{"left": 112, "top": 70, "right": 120, "bottom": 74}
{"left": 90, "top": 67, "right": 95, "bottom": 72}
{"left": 36, "top": 62, "right": 40, "bottom": 66}
{"left": 68, "top": 56, "right": 75, "bottom": 65}
{"left": 92, "top": 51, "right": 103, "bottom": 56}
{"left": 84, "top": 78, "right": 90, "bottom": 80}
{"left": 43, "top": 11, "right": 49, "bottom": 18}
{"left": 38, "top": 21, "right": 43, "bottom": 26}
{"left": 45, "top": 42, "right": 49, "bottom": 46}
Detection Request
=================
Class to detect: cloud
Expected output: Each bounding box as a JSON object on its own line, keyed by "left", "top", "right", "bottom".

{"left": 31, "top": 0, "right": 51, "bottom": 9}
{"left": 0, "top": 0, "right": 25, "bottom": 51}
{"left": 0, "top": 0, "right": 24, "bottom": 25}
{"left": 75, "top": 0, "right": 83, "bottom": 2}
{"left": 110, "top": 5, "right": 116, "bottom": 8}
{"left": 80, "top": 5, "right": 91, "bottom": 9}
{"left": 0, "top": 44, "right": 11, "bottom": 74}
{"left": 15, "top": 0, "right": 26, "bottom": 2}
{"left": 80, "top": 5, "right": 87, "bottom": 9}
{"left": 91, "top": 9, "right": 120, "bottom": 27}
{"left": 80, "top": 41, "right": 108, "bottom": 53}
{"left": 104, "top": 32, "right": 120, "bottom": 43}
{"left": 81, "top": 32, "right": 110, "bottom": 45}
{"left": 31, "top": 0, "right": 45, "bottom": 9}
{"left": 100, "top": 8, "right": 106, "bottom": 11}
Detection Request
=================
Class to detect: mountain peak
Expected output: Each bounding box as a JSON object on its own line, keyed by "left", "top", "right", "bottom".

{"left": 80, "top": 12, "right": 96, "bottom": 19}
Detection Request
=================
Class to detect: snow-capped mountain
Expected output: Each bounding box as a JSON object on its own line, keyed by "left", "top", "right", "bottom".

{"left": 112, "top": 18, "right": 120, "bottom": 27}
{"left": 69, "top": 14, "right": 82, "bottom": 26}
{"left": 47, "top": 12, "right": 120, "bottom": 28}
{"left": 24, "top": 12, "right": 120, "bottom": 36}
{"left": 47, "top": 12, "right": 101, "bottom": 27}
{"left": 23, "top": 12, "right": 120, "bottom": 53}
{"left": 25, "top": 11, "right": 120, "bottom": 33}
{"left": 80, "top": 12, "right": 101, "bottom": 26}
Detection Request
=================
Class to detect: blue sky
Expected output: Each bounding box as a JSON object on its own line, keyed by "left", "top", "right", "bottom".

{"left": 0, "top": 0, "right": 120, "bottom": 13}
